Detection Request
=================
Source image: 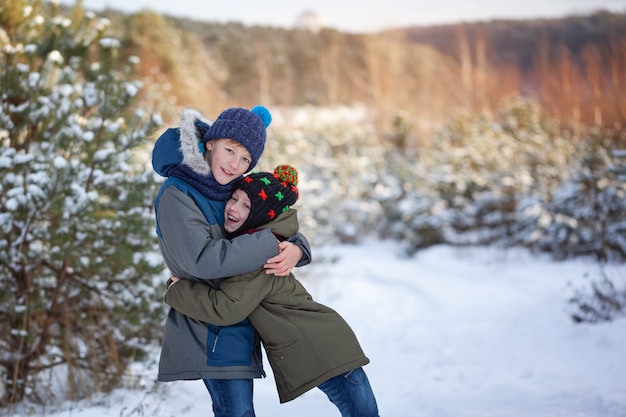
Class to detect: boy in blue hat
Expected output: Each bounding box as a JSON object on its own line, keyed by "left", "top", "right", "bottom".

{"left": 152, "top": 107, "right": 311, "bottom": 417}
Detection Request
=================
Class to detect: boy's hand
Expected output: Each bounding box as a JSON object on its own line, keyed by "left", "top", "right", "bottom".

{"left": 167, "top": 276, "right": 180, "bottom": 289}
{"left": 264, "top": 241, "right": 303, "bottom": 276}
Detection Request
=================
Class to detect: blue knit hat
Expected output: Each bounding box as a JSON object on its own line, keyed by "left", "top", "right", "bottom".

{"left": 203, "top": 105, "right": 272, "bottom": 170}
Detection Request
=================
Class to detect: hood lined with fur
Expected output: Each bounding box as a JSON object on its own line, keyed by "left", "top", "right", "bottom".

{"left": 179, "top": 109, "right": 212, "bottom": 175}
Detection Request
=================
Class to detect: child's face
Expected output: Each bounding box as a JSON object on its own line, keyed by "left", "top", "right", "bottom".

{"left": 224, "top": 188, "right": 251, "bottom": 233}
{"left": 205, "top": 139, "right": 253, "bottom": 185}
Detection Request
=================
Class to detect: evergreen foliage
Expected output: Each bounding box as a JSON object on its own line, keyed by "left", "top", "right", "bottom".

{"left": 261, "top": 107, "right": 388, "bottom": 243}
{"left": 263, "top": 99, "right": 626, "bottom": 264}
{"left": 568, "top": 265, "right": 626, "bottom": 323}
{"left": 532, "top": 133, "right": 626, "bottom": 261}
{"left": 0, "top": 0, "right": 163, "bottom": 405}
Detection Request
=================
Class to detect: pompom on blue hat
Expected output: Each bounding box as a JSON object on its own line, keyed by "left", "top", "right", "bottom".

{"left": 203, "top": 105, "right": 272, "bottom": 170}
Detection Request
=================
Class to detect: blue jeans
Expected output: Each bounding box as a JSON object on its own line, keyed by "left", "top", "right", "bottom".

{"left": 203, "top": 378, "right": 255, "bottom": 417}
{"left": 317, "top": 367, "right": 380, "bottom": 417}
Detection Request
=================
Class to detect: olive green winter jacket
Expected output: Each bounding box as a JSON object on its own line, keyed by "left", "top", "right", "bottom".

{"left": 164, "top": 209, "right": 369, "bottom": 403}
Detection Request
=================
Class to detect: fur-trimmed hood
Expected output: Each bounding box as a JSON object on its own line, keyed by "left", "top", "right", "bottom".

{"left": 178, "top": 109, "right": 212, "bottom": 175}
{"left": 152, "top": 109, "right": 213, "bottom": 177}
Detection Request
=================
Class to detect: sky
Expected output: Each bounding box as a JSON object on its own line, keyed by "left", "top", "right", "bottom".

{"left": 58, "top": 0, "right": 626, "bottom": 33}
{"left": 16, "top": 241, "right": 626, "bottom": 417}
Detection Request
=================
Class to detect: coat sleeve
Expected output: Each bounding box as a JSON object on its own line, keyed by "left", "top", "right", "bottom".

{"left": 157, "top": 186, "right": 280, "bottom": 280}
{"left": 164, "top": 271, "right": 272, "bottom": 325}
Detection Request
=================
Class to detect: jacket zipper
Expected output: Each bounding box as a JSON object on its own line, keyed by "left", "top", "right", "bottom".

{"left": 211, "top": 327, "right": 220, "bottom": 352}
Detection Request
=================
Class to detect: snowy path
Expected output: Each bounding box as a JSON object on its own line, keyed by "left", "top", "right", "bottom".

{"left": 25, "top": 242, "right": 626, "bottom": 417}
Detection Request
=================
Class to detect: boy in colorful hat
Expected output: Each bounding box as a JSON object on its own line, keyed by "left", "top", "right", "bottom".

{"left": 165, "top": 165, "right": 380, "bottom": 417}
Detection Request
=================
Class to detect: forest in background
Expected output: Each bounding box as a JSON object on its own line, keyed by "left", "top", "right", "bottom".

{"left": 86, "top": 6, "right": 626, "bottom": 145}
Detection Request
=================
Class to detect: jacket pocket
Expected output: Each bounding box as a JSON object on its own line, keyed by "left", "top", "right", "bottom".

{"left": 265, "top": 341, "right": 314, "bottom": 391}
{"left": 205, "top": 319, "right": 255, "bottom": 367}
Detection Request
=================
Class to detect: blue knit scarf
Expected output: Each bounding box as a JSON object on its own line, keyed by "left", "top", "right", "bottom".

{"left": 168, "top": 164, "right": 237, "bottom": 201}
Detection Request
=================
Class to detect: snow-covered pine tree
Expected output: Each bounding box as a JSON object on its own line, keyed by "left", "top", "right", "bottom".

{"left": 566, "top": 145, "right": 626, "bottom": 322}
{"left": 263, "top": 108, "right": 388, "bottom": 243}
{"left": 0, "top": 1, "right": 163, "bottom": 404}
{"left": 540, "top": 133, "right": 626, "bottom": 261}
{"left": 392, "top": 96, "right": 576, "bottom": 250}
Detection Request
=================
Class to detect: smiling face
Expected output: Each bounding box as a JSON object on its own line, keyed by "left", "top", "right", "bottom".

{"left": 205, "top": 139, "right": 252, "bottom": 185}
{"left": 224, "top": 188, "right": 251, "bottom": 233}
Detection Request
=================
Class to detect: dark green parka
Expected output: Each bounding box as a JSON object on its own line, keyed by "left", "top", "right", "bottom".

{"left": 164, "top": 209, "right": 369, "bottom": 403}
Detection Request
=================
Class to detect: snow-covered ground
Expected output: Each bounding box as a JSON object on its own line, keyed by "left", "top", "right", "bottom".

{"left": 10, "top": 241, "right": 626, "bottom": 417}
